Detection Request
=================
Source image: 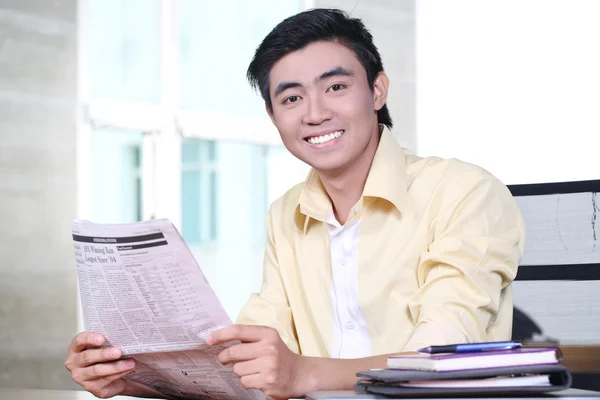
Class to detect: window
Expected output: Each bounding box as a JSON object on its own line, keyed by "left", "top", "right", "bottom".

{"left": 80, "top": 0, "right": 308, "bottom": 319}
{"left": 89, "top": 0, "right": 160, "bottom": 102}
{"left": 181, "top": 139, "right": 218, "bottom": 245}
{"left": 178, "top": 0, "right": 303, "bottom": 116}
{"left": 91, "top": 128, "right": 145, "bottom": 223}
{"left": 266, "top": 145, "right": 311, "bottom": 205}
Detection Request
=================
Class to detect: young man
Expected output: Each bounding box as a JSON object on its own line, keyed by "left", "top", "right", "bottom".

{"left": 65, "top": 8, "right": 525, "bottom": 399}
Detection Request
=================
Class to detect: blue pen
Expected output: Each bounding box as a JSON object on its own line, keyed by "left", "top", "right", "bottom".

{"left": 417, "top": 341, "right": 522, "bottom": 354}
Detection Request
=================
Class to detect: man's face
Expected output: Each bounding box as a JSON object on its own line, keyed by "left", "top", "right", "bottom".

{"left": 267, "top": 41, "right": 388, "bottom": 173}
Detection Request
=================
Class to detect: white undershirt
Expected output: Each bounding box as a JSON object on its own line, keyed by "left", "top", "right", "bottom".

{"left": 327, "top": 210, "right": 372, "bottom": 359}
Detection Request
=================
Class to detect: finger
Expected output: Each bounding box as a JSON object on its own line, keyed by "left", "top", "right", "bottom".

{"left": 218, "top": 342, "right": 263, "bottom": 365}
{"left": 208, "top": 325, "right": 273, "bottom": 346}
{"left": 240, "top": 373, "right": 262, "bottom": 391}
{"left": 70, "top": 332, "right": 105, "bottom": 354}
{"left": 74, "top": 347, "right": 122, "bottom": 368}
{"left": 78, "top": 359, "right": 136, "bottom": 382}
{"left": 82, "top": 369, "right": 130, "bottom": 398}
{"left": 232, "top": 360, "right": 262, "bottom": 377}
{"left": 96, "top": 378, "right": 127, "bottom": 399}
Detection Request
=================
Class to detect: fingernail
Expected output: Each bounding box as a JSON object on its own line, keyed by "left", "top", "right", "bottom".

{"left": 94, "top": 335, "right": 103, "bottom": 345}
{"left": 206, "top": 335, "right": 213, "bottom": 345}
{"left": 124, "top": 359, "right": 135, "bottom": 368}
{"left": 110, "top": 349, "right": 121, "bottom": 358}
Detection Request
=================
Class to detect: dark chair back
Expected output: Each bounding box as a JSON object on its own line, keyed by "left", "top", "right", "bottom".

{"left": 508, "top": 180, "right": 600, "bottom": 390}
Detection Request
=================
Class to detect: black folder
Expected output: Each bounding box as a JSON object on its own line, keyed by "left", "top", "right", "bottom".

{"left": 355, "top": 364, "right": 572, "bottom": 397}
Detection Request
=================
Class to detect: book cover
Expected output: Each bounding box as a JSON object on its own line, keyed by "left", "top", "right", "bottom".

{"left": 387, "top": 347, "right": 560, "bottom": 371}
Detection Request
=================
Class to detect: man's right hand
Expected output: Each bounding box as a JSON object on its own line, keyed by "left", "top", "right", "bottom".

{"left": 65, "top": 332, "right": 136, "bottom": 398}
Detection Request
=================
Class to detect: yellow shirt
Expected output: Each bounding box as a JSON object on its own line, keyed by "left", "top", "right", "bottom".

{"left": 237, "top": 129, "right": 526, "bottom": 357}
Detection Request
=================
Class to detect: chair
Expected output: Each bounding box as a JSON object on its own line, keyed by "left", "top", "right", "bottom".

{"left": 508, "top": 179, "right": 600, "bottom": 390}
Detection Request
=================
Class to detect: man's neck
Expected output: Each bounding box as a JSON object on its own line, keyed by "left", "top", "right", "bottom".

{"left": 318, "top": 126, "right": 381, "bottom": 225}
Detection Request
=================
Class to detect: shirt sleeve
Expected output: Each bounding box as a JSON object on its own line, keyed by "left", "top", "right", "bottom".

{"left": 235, "top": 206, "right": 300, "bottom": 354}
{"left": 403, "top": 173, "right": 526, "bottom": 352}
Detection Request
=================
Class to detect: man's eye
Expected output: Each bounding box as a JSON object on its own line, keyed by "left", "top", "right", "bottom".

{"left": 284, "top": 95, "right": 301, "bottom": 104}
{"left": 328, "top": 84, "right": 345, "bottom": 92}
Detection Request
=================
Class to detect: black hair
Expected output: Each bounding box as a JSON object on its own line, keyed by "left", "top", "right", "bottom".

{"left": 246, "top": 8, "right": 393, "bottom": 129}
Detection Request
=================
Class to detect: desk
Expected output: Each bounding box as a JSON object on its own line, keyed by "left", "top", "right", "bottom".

{"left": 2, "top": 387, "right": 600, "bottom": 400}
{"left": 561, "top": 346, "right": 600, "bottom": 373}
{"left": 3, "top": 383, "right": 598, "bottom": 400}
{"left": 0, "top": 388, "right": 160, "bottom": 399}
{"left": 306, "top": 388, "right": 600, "bottom": 400}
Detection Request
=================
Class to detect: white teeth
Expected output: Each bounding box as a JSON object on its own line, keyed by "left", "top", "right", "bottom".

{"left": 307, "top": 130, "right": 344, "bottom": 145}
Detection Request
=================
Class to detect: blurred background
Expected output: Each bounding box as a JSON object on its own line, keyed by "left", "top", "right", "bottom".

{"left": 0, "top": 0, "right": 598, "bottom": 391}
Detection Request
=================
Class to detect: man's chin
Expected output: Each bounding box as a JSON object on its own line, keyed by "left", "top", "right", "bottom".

{"left": 308, "top": 160, "right": 349, "bottom": 176}
{"left": 292, "top": 149, "right": 348, "bottom": 175}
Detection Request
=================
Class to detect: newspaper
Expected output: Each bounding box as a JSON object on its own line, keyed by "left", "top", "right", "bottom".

{"left": 72, "top": 218, "right": 267, "bottom": 400}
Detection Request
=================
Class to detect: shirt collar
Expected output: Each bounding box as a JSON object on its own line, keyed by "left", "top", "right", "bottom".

{"left": 296, "top": 127, "right": 410, "bottom": 233}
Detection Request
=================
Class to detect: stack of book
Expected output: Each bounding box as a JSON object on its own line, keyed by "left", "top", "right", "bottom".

{"left": 356, "top": 341, "right": 571, "bottom": 397}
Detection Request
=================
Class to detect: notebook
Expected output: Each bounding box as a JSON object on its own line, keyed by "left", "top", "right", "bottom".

{"left": 387, "top": 347, "right": 560, "bottom": 371}
{"left": 396, "top": 374, "right": 551, "bottom": 388}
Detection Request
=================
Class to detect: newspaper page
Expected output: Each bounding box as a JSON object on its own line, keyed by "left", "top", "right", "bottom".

{"left": 72, "top": 218, "right": 267, "bottom": 400}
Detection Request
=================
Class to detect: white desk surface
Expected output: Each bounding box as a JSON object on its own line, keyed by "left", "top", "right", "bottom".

{"left": 306, "top": 388, "right": 600, "bottom": 400}
{"left": 0, "top": 387, "right": 160, "bottom": 399}
{"left": 2, "top": 387, "right": 599, "bottom": 400}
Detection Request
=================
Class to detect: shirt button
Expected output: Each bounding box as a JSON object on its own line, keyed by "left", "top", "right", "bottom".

{"left": 339, "top": 259, "right": 346, "bottom": 266}
{"left": 345, "top": 321, "right": 356, "bottom": 330}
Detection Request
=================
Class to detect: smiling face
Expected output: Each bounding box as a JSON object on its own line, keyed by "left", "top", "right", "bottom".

{"left": 267, "top": 41, "right": 389, "bottom": 175}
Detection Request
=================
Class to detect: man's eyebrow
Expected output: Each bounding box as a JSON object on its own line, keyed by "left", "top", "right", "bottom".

{"left": 273, "top": 81, "right": 302, "bottom": 98}
{"left": 318, "top": 66, "right": 355, "bottom": 81}
{"left": 273, "top": 67, "right": 355, "bottom": 98}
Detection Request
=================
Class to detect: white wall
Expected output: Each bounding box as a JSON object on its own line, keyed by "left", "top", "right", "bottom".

{"left": 416, "top": 0, "right": 600, "bottom": 185}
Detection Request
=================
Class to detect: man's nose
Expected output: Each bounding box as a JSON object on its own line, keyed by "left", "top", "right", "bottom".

{"left": 303, "top": 96, "right": 333, "bottom": 125}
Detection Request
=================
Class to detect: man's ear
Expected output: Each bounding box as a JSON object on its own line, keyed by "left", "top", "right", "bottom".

{"left": 373, "top": 72, "right": 390, "bottom": 111}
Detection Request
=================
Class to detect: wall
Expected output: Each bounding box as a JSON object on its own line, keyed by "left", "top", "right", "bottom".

{"left": 0, "top": 0, "right": 78, "bottom": 389}
{"left": 416, "top": 0, "right": 600, "bottom": 185}
{"left": 415, "top": 0, "right": 600, "bottom": 345}
{"left": 313, "top": 0, "right": 417, "bottom": 151}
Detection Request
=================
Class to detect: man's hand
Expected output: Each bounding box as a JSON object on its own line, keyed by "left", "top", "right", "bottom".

{"left": 65, "top": 332, "right": 136, "bottom": 398}
{"left": 207, "top": 325, "right": 311, "bottom": 399}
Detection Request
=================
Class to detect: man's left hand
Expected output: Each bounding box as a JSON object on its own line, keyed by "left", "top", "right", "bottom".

{"left": 207, "top": 325, "right": 309, "bottom": 399}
